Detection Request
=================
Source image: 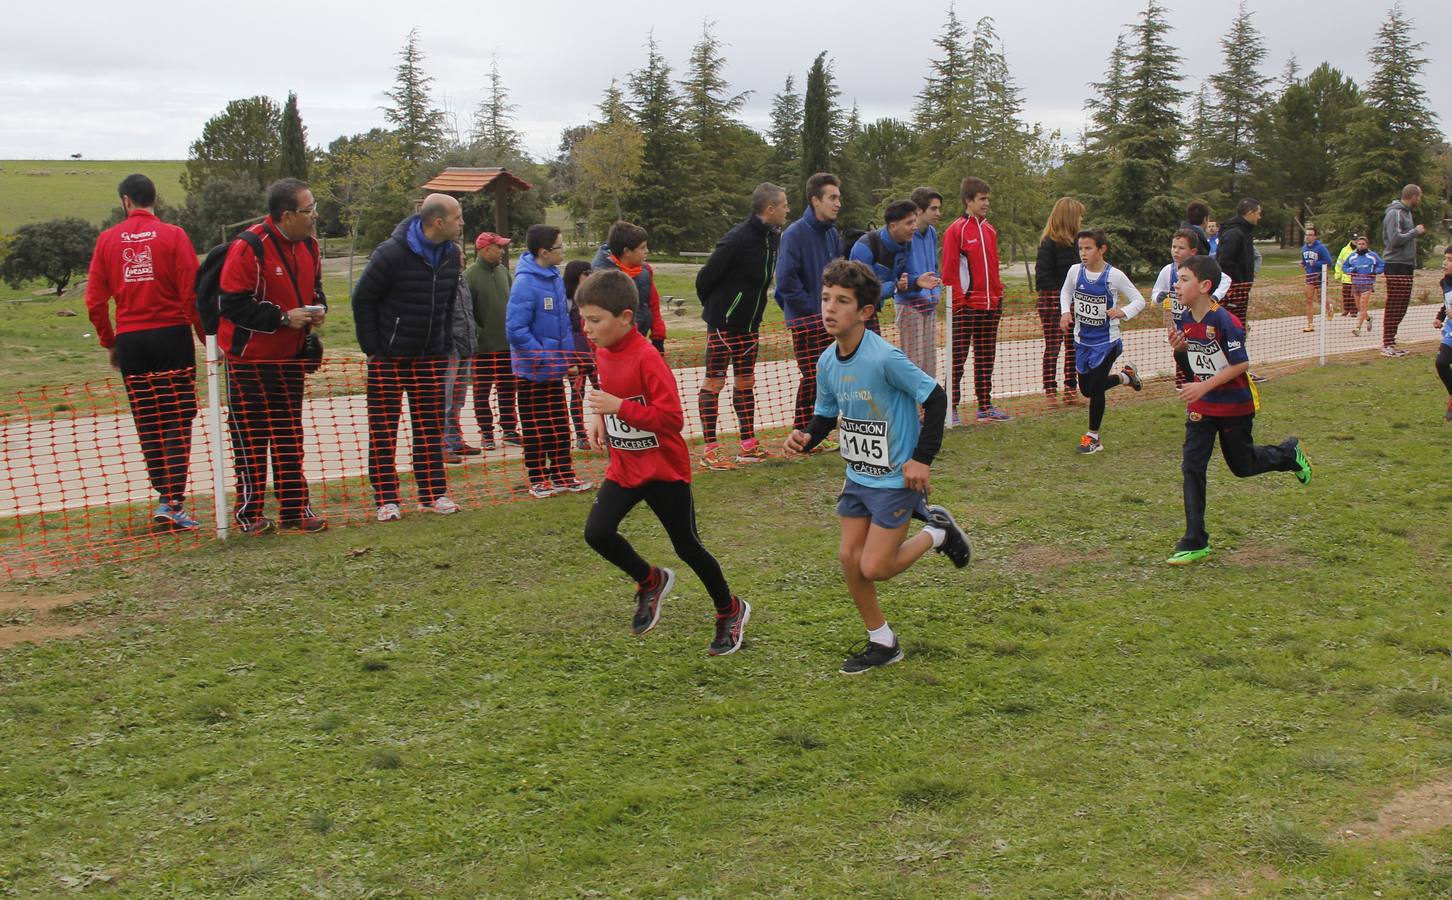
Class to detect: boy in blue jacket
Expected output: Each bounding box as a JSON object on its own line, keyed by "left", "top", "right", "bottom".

{"left": 507, "top": 224, "right": 591, "bottom": 498}
{"left": 1299, "top": 225, "right": 1334, "bottom": 332}
{"left": 1341, "top": 235, "right": 1385, "bottom": 339}
{"left": 776, "top": 172, "right": 843, "bottom": 437}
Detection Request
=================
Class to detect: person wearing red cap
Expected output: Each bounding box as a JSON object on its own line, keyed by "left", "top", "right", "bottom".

{"left": 84, "top": 173, "right": 204, "bottom": 530}
{"left": 466, "top": 231, "right": 518, "bottom": 450}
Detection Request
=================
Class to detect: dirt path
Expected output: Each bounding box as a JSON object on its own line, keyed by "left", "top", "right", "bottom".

{"left": 0, "top": 591, "right": 95, "bottom": 649}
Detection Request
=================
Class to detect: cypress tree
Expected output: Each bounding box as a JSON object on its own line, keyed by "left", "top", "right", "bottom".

{"left": 623, "top": 33, "right": 692, "bottom": 250}
{"left": 1204, "top": 2, "right": 1270, "bottom": 199}
{"left": 471, "top": 54, "right": 524, "bottom": 164}
{"left": 800, "top": 53, "right": 839, "bottom": 191}
{"left": 767, "top": 74, "right": 803, "bottom": 191}
{"left": 279, "top": 92, "right": 309, "bottom": 181}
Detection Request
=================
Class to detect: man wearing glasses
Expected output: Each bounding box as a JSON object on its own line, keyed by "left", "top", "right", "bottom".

{"left": 217, "top": 177, "right": 328, "bottom": 534}
{"left": 352, "top": 193, "right": 466, "bottom": 522}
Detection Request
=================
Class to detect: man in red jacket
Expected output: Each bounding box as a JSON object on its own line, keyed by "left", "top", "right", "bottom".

{"left": 580, "top": 269, "right": 750, "bottom": 657}
{"left": 85, "top": 174, "right": 203, "bottom": 530}
{"left": 941, "top": 177, "right": 1012, "bottom": 423}
{"left": 218, "top": 178, "right": 327, "bottom": 535}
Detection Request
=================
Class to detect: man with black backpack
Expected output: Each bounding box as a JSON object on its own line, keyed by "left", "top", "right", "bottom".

{"left": 849, "top": 200, "right": 941, "bottom": 358}
{"left": 212, "top": 177, "right": 328, "bottom": 535}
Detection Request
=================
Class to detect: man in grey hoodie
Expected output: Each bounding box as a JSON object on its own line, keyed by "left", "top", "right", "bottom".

{"left": 1380, "top": 184, "right": 1426, "bottom": 356}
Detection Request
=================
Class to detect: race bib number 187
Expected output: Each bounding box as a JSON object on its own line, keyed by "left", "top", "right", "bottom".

{"left": 604, "top": 396, "right": 660, "bottom": 450}
{"left": 839, "top": 417, "right": 891, "bottom": 477}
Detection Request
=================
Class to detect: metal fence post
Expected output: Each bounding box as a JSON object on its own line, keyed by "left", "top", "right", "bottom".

{"left": 205, "top": 335, "right": 229, "bottom": 540}
{"left": 943, "top": 286, "right": 955, "bottom": 426}
{"left": 1319, "top": 264, "right": 1328, "bottom": 367}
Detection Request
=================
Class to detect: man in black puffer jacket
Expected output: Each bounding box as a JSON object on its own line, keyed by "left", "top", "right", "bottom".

{"left": 694, "top": 182, "right": 786, "bottom": 469}
{"left": 352, "top": 193, "right": 464, "bottom": 520}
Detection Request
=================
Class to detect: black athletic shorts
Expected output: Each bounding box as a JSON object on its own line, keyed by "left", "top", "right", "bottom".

{"left": 703, "top": 328, "right": 760, "bottom": 379}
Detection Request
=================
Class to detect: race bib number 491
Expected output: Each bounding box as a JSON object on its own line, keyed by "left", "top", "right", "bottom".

{"left": 1187, "top": 340, "right": 1230, "bottom": 378}
{"left": 1074, "top": 290, "right": 1107, "bottom": 326}
{"left": 839, "top": 417, "right": 891, "bottom": 477}
{"left": 604, "top": 396, "right": 659, "bottom": 450}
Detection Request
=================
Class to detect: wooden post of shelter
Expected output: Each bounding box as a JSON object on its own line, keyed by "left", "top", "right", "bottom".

{"left": 417, "top": 166, "right": 533, "bottom": 238}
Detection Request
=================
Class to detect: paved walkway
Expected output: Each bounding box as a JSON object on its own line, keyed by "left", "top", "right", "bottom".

{"left": 1, "top": 302, "right": 1442, "bottom": 517}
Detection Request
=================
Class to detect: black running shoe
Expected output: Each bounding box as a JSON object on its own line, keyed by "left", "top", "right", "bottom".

{"left": 840, "top": 639, "right": 904, "bottom": 675}
{"left": 926, "top": 504, "right": 972, "bottom": 568}
{"left": 631, "top": 566, "right": 675, "bottom": 635}
{"left": 708, "top": 597, "right": 751, "bottom": 656}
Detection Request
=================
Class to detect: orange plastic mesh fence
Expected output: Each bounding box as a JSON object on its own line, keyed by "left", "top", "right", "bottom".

{"left": 1, "top": 270, "right": 1443, "bottom": 578}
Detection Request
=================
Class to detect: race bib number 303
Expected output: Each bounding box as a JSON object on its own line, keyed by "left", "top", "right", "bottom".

{"left": 604, "top": 396, "right": 660, "bottom": 451}
{"left": 839, "top": 417, "right": 891, "bottom": 477}
{"left": 1074, "top": 290, "right": 1107, "bottom": 326}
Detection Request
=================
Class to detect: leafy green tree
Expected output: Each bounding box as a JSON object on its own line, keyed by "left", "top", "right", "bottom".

{"left": 1257, "top": 64, "right": 1362, "bottom": 241}
{"left": 313, "top": 130, "right": 412, "bottom": 283}
{"left": 1201, "top": 2, "right": 1270, "bottom": 199}
{"left": 471, "top": 54, "right": 525, "bottom": 164}
{"left": 383, "top": 28, "right": 446, "bottom": 163}
{"left": 575, "top": 122, "right": 645, "bottom": 221}
{"left": 1, "top": 218, "right": 100, "bottom": 295}
{"left": 1335, "top": 2, "right": 1441, "bottom": 261}
{"left": 182, "top": 96, "right": 282, "bottom": 195}
{"left": 178, "top": 177, "right": 265, "bottom": 250}
{"left": 279, "top": 91, "right": 310, "bottom": 181}
{"left": 800, "top": 52, "right": 840, "bottom": 190}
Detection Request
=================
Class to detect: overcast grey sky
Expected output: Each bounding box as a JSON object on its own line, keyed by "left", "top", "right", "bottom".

{"left": 1, "top": 0, "right": 1447, "bottom": 161}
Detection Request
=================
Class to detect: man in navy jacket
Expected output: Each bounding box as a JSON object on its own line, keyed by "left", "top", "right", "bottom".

{"left": 352, "top": 193, "right": 463, "bottom": 521}
{"left": 775, "top": 172, "right": 842, "bottom": 433}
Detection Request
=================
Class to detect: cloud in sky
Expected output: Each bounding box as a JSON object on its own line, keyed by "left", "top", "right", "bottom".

{"left": 1, "top": 0, "right": 1447, "bottom": 161}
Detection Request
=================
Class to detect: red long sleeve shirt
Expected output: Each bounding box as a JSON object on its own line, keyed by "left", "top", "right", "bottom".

{"left": 84, "top": 209, "right": 201, "bottom": 348}
{"left": 940, "top": 214, "right": 1004, "bottom": 310}
{"left": 645, "top": 264, "right": 666, "bottom": 342}
{"left": 595, "top": 328, "right": 691, "bottom": 488}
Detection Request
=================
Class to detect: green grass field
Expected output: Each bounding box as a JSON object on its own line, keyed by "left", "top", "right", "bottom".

{"left": 0, "top": 161, "right": 186, "bottom": 232}
{"left": 2, "top": 357, "right": 1449, "bottom": 895}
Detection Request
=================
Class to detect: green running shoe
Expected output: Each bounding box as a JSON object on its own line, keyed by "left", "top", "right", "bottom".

{"left": 1166, "top": 547, "right": 1211, "bottom": 566}
{"left": 1293, "top": 440, "right": 1312, "bottom": 485}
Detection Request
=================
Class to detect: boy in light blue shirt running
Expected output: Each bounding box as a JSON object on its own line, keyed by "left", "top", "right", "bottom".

{"left": 785, "top": 259, "right": 971, "bottom": 675}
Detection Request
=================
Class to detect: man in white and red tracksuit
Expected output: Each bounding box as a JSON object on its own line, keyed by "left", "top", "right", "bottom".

{"left": 85, "top": 173, "right": 204, "bottom": 529}
{"left": 218, "top": 178, "right": 328, "bottom": 535}
{"left": 940, "top": 176, "right": 1012, "bottom": 422}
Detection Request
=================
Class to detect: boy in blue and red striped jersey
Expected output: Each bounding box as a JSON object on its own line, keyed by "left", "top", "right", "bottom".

{"left": 1165, "top": 255, "right": 1313, "bottom": 566}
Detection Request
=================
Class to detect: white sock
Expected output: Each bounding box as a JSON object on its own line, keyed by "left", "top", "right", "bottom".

{"left": 1118, "top": 372, "right": 1129, "bottom": 385}
{"left": 1087, "top": 431, "right": 1099, "bottom": 441}
{"left": 868, "top": 622, "right": 895, "bottom": 647}
{"left": 922, "top": 525, "right": 946, "bottom": 548}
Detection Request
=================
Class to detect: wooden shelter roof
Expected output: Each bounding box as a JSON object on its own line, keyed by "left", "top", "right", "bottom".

{"left": 419, "top": 167, "right": 532, "bottom": 194}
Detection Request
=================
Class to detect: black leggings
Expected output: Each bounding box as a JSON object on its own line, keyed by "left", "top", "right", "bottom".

{"left": 115, "top": 325, "right": 197, "bottom": 506}
{"left": 584, "top": 479, "right": 733, "bottom": 613}
{"left": 1079, "top": 341, "right": 1125, "bottom": 432}
{"left": 1437, "top": 344, "right": 1452, "bottom": 395}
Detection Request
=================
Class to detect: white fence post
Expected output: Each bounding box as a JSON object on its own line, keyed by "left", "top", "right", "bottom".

{"left": 1319, "top": 264, "right": 1328, "bottom": 367}
{"left": 205, "top": 335, "right": 228, "bottom": 540}
{"left": 943, "top": 286, "right": 955, "bottom": 427}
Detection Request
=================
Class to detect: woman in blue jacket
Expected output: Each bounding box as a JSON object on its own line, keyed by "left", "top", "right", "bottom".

{"left": 507, "top": 225, "right": 590, "bottom": 497}
{"left": 1340, "top": 235, "right": 1385, "bottom": 338}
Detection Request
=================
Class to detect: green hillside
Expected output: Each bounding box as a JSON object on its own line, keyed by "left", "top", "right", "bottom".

{"left": 0, "top": 160, "right": 186, "bottom": 232}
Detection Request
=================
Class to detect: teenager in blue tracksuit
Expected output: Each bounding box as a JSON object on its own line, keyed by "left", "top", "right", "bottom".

{"left": 1340, "top": 236, "right": 1385, "bottom": 338}
{"left": 507, "top": 224, "right": 587, "bottom": 496}
{"left": 1299, "top": 225, "right": 1335, "bottom": 332}
{"left": 776, "top": 172, "right": 843, "bottom": 432}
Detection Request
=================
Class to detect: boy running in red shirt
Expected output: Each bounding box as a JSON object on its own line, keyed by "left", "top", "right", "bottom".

{"left": 1166, "top": 255, "right": 1312, "bottom": 565}
{"left": 580, "top": 270, "right": 750, "bottom": 656}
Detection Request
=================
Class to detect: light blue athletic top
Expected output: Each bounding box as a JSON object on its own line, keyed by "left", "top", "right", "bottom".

{"left": 814, "top": 328, "right": 938, "bottom": 489}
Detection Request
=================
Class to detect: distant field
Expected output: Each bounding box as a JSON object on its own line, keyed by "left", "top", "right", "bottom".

{"left": 0, "top": 160, "right": 186, "bottom": 232}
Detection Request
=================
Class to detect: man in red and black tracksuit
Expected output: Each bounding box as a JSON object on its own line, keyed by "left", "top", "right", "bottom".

{"left": 941, "top": 176, "right": 1011, "bottom": 422}
{"left": 86, "top": 174, "right": 203, "bottom": 529}
{"left": 218, "top": 178, "right": 327, "bottom": 535}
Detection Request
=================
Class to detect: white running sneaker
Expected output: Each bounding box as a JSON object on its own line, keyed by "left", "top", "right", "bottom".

{"left": 420, "top": 496, "right": 461, "bottom": 515}
{"left": 376, "top": 502, "right": 402, "bottom": 523}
